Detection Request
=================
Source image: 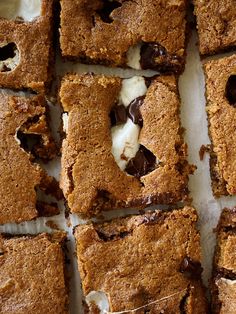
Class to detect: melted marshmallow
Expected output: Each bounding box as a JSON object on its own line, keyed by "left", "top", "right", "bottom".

{"left": 62, "top": 113, "right": 69, "bottom": 133}
{"left": 126, "top": 43, "right": 142, "bottom": 70}
{"left": 0, "top": 0, "right": 41, "bottom": 21}
{"left": 111, "top": 76, "right": 147, "bottom": 170}
{"left": 85, "top": 291, "right": 110, "bottom": 314}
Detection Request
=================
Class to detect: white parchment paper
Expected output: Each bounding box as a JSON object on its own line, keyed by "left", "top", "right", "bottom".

{"left": 1, "top": 29, "right": 236, "bottom": 313}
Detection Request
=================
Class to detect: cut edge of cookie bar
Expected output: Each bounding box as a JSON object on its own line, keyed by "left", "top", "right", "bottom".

{"left": 203, "top": 54, "right": 236, "bottom": 197}
{"left": 0, "top": 92, "right": 62, "bottom": 225}
{"left": 74, "top": 206, "right": 208, "bottom": 314}
{"left": 0, "top": 231, "right": 69, "bottom": 314}
{"left": 211, "top": 207, "right": 236, "bottom": 313}
{"left": 59, "top": 73, "right": 195, "bottom": 218}
{"left": 0, "top": 0, "right": 56, "bottom": 93}
{"left": 193, "top": 0, "right": 236, "bottom": 56}
{"left": 59, "top": 0, "right": 188, "bottom": 74}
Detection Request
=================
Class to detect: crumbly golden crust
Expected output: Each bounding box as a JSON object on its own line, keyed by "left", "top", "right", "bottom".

{"left": 194, "top": 0, "right": 236, "bottom": 55}
{"left": 60, "top": 0, "right": 187, "bottom": 72}
{"left": 0, "top": 232, "right": 69, "bottom": 314}
{"left": 212, "top": 208, "right": 236, "bottom": 314}
{"left": 75, "top": 206, "right": 208, "bottom": 313}
{"left": 204, "top": 55, "right": 236, "bottom": 197}
{"left": 60, "top": 73, "right": 193, "bottom": 217}
{"left": 0, "top": 93, "right": 58, "bottom": 224}
{"left": 0, "top": 0, "right": 55, "bottom": 92}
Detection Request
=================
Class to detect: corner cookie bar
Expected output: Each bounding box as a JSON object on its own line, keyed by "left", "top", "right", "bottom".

{"left": 0, "top": 232, "right": 68, "bottom": 314}
{"left": 60, "top": 73, "right": 193, "bottom": 217}
{"left": 0, "top": 0, "right": 55, "bottom": 92}
{"left": 204, "top": 55, "right": 236, "bottom": 197}
{"left": 60, "top": 0, "right": 188, "bottom": 73}
{"left": 75, "top": 207, "right": 208, "bottom": 313}
{"left": 194, "top": 0, "right": 236, "bottom": 55}
{"left": 211, "top": 208, "right": 236, "bottom": 314}
{"left": 0, "top": 92, "right": 60, "bottom": 225}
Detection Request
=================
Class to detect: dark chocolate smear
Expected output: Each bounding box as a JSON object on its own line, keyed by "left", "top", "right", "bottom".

{"left": 0, "top": 42, "right": 16, "bottom": 61}
{"left": 226, "top": 75, "right": 236, "bottom": 107}
{"left": 127, "top": 96, "right": 145, "bottom": 127}
{"left": 96, "top": 0, "right": 121, "bottom": 23}
{"left": 179, "top": 257, "right": 203, "bottom": 280}
{"left": 125, "top": 145, "right": 156, "bottom": 178}
{"left": 110, "top": 104, "right": 127, "bottom": 126}
{"left": 140, "top": 42, "right": 181, "bottom": 73}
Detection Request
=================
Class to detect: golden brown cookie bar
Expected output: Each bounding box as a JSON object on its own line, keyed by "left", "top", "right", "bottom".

{"left": 0, "top": 92, "right": 60, "bottom": 225}
{"left": 75, "top": 206, "right": 208, "bottom": 313}
{"left": 0, "top": 0, "right": 55, "bottom": 92}
{"left": 194, "top": 0, "right": 236, "bottom": 55}
{"left": 204, "top": 55, "right": 236, "bottom": 197}
{"left": 60, "top": 0, "right": 188, "bottom": 73}
{"left": 60, "top": 73, "right": 193, "bottom": 217}
{"left": 0, "top": 232, "right": 69, "bottom": 314}
{"left": 211, "top": 208, "right": 236, "bottom": 314}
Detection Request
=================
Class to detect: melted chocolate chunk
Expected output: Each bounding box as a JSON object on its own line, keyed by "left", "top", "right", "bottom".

{"left": 226, "top": 75, "right": 236, "bottom": 106}
{"left": 110, "top": 104, "right": 127, "bottom": 126}
{"left": 179, "top": 257, "right": 203, "bottom": 280}
{"left": 125, "top": 145, "right": 156, "bottom": 178}
{"left": 140, "top": 43, "right": 181, "bottom": 73}
{"left": 96, "top": 0, "right": 121, "bottom": 23}
{"left": 128, "top": 96, "right": 145, "bottom": 127}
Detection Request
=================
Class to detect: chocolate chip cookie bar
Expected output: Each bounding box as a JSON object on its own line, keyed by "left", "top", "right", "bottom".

{"left": 60, "top": 73, "right": 193, "bottom": 217}
{"left": 0, "top": 232, "right": 69, "bottom": 314}
{"left": 75, "top": 206, "right": 208, "bottom": 313}
{"left": 194, "top": 0, "right": 236, "bottom": 55}
{"left": 0, "top": 92, "right": 60, "bottom": 225}
{"left": 60, "top": 0, "right": 188, "bottom": 73}
{"left": 211, "top": 208, "right": 236, "bottom": 313}
{"left": 204, "top": 55, "right": 236, "bottom": 197}
{"left": 0, "top": 0, "right": 55, "bottom": 92}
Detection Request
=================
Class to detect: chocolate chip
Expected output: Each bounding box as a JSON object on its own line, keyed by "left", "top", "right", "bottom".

{"left": 140, "top": 43, "right": 181, "bottom": 73}
{"left": 96, "top": 0, "right": 121, "bottom": 23}
{"left": 110, "top": 104, "right": 127, "bottom": 126}
{"left": 179, "top": 257, "right": 203, "bottom": 280}
{"left": 0, "top": 42, "right": 17, "bottom": 61}
{"left": 226, "top": 75, "right": 236, "bottom": 106}
{"left": 125, "top": 145, "right": 156, "bottom": 178}
{"left": 127, "top": 96, "right": 145, "bottom": 127}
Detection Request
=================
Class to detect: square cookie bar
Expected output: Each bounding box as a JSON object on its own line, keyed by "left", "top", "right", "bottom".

{"left": 0, "top": 232, "right": 68, "bottom": 314}
{"left": 75, "top": 206, "right": 208, "bottom": 313}
{"left": 211, "top": 208, "right": 236, "bottom": 314}
{"left": 60, "top": 73, "right": 193, "bottom": 217}
{"left": 60, "top": 0, "right": 188, "bottom": 73}
{"left": 0, "top": 92, "right": 60, "bottom": 225}
{"left": 204, "top": 55, "right": 236, "bottom": 197}
{"left": 194, "top": 0, "right": 236, "bottom": 55}
{"left": 0, "top": 0, "right": 55, "bottom": 92}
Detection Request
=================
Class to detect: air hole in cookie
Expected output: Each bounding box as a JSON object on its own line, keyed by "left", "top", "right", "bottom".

{"left": 0, "top": 42, "right": 19, "bottom": 72}
{"left": 226, "top": 75, "right": 236, "bottom": 106}
{"left": 96, "top": 0, "right": 121, "bottom": 23}
{"left": 17, "top": 131, "right": 42, "bottom": 157}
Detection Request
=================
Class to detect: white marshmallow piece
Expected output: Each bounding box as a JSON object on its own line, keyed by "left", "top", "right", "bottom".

{"left": 0, "top": 0, "right": 41, "bottom": 22}
{"left": 62, "top": 113, "right": 69, "bottom": 133}
{"left": 126, "top": 43, "right": 142, "bottom": 70}
{"left": 85, "top": 291, "right": 110, "bottom": 314}
{"left": 119, "top": 76, "right": 147, "bottom": 107}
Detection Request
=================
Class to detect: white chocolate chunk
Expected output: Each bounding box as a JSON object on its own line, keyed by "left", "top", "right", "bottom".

{"left": 85, "top": 291, "right": 110, "bottom": 314}
{"left": 0, "top": 42, "right": 20, "bottom": 72}
{"left": 0, "top": 0, "right": 41, "bottom": 22}
{"left": 119, "top": 76, "right": 147, "bottom": 107}
{"left": 111, "top": 118, "right": 140, "bottom": 171}
{"left": 126, "top": 43, "right": 142, "bottom": 70}
{"left": 62, "top": 113, "right": 69, "bottom": 133}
